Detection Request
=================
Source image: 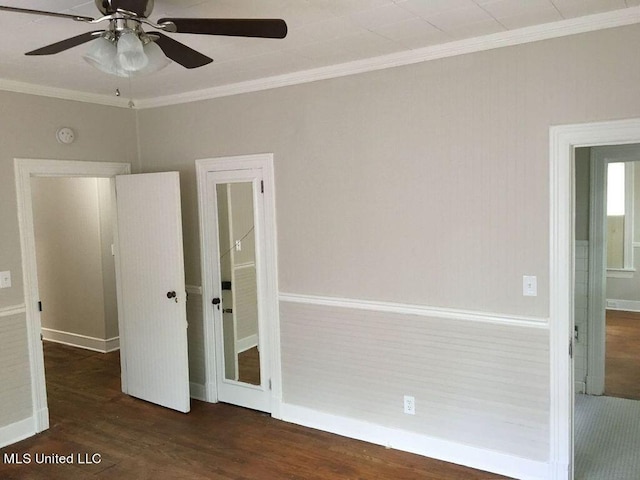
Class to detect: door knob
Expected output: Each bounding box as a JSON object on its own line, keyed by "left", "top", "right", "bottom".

{"left": 212, "top": 297, "right": 221, "bottom": 310}
{"left": 167, "top": 291, "right": 177, "bottom": 299}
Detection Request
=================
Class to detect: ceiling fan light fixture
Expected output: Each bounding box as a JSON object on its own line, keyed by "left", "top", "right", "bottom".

{"left": 140, "top": 40, "right": 171, "bottom": 74}
{"left": 83, "top": 34, "right": 119, "bottom": 75}
{"left": 116, "top": 29, "right": 148, "bottom": 72}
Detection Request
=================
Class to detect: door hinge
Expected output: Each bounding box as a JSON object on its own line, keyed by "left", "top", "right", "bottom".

{"left": 261, "top": 180, "right": 264, "bottom": 194}
{"left": 268, "top": 379, "right": 272, "bottom": 390}
{"left": 569, "top": 338, "right": 573, "bottom": 358}
{"left": 38, "top": 301, "right": 42, "bottom": 312}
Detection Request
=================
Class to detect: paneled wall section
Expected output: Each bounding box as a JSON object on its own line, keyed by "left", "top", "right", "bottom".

{"left": 280, "top": 300, "right": 550, "bottom": 462}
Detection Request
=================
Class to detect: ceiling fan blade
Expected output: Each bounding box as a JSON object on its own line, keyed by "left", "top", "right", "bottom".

{"left": 157, "top": 18, "right": 287, "bottom": 39}
{"left": 26, "top": 31, "right": 103, "bottom": 56}
{"left": 0, "top": 5, "right": 94, "bottom": 22}
{"left": 151, "top": 32, "right": 213, "bottom": 69}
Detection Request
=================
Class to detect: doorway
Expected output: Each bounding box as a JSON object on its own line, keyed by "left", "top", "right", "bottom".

{"left": 15, "top": 159, "right": 130, "bottom": 433}
{"left": 31, "top": 176, "right": 119, "bottom": 353}
{"left": 573, "top": 145, "right": 640, "bottom": 479}
{"left": 549, "top": 118, "right": 640, "bottom": 480}
{"left": 196, "top": 154, "right": 281, "bottom": 416}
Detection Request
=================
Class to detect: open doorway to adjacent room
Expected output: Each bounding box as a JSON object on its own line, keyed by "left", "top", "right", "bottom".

{"left": 573, "top": 144, "right": 640, "bottom": 480}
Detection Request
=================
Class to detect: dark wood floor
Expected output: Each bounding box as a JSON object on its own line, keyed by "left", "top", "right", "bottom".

{"left": 237, "top": 347, "right": 260, "bottom": 385}
{"left": 606, "top": 310, "right": 640, "bottom": 400}
{"left": 0, "top": 342, "right": 509, "bottom": 480}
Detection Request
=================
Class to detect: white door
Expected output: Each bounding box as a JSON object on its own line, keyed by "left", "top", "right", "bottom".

{"left": 115, "top": 172, "right": 190, "bottom": 413}
{"left": 207, "top": 169, "right": 271, "bottom": 412}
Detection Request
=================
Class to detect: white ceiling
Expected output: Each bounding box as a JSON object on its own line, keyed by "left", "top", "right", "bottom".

{"left": 0, "top": 0, "right": 638, "bottom": 103}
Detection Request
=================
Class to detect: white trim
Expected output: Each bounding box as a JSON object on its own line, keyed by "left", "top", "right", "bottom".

{"left": 136, "top": 7, "right": 640, "bottom": 109}
{"left": 237, "top": 334, "right": 258, "bottom": 354}
{"left": 185, "top": 284, "right": 203, "bottom": 295}
{"left": 0, "top": 9, "right": 638, "bottom": 109}
{"left": 41, "top": 328, "right": 119, "bottom": 353}
{"left": 196, "top": 154, "right": 282, "bottom": 414}
{"left": 0, "top": 79, "right": 130, "bottom": 108}
{"left": 606, "top": 269, "right": 635, "bottom": 278}
{"left": 279, "top": 293, "right": 548, "bottom": 329}
{"left": 281, "top": 403, "right": 547, "bottom": 480}
{"left": 0, "top": 417, "right": 36, "bottom": 449}
{"left": 14, "top": 158, "right": 130, "bottom": 437}
{"left": 549, "top": 118, "right": 640, "bottom": 480}
{"left": 587, "top": 148, "right": 607, "bottom": 396}
{"left": 0, "top": 304, "right": 26, "bottom": 318}
{"left": 235, "top": 261, "right": 255, "bottom": 270}
{"left": 606, "top": 299, "right": 640, "bottom": 312}
{"left": 189, "top": 382, "right": 207, "bottom": 402}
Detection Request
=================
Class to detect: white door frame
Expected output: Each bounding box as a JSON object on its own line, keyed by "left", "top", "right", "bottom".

{"left": 195, "top": 153, "right": 282, "bottom": 418}
{"left": 550, "top": 118, "right": 640, "bottom": 479}
{"left": 14, "top": 158, "right": 130, "bottom": 433}
{"left": 587, "top": 146, "right": 639, "bottom": 396}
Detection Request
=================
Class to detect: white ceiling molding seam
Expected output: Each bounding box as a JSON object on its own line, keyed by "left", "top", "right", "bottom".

{"left": 133, "top": 6, "right": 640, "bottom": 109}
{"left": 0, "top": 6, "right": 639, "bottom": 110}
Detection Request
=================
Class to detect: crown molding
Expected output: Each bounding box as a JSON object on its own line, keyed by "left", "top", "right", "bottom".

{"left": 0, "top": 78, "right": 130, "bottom": 108}
{"left": 135, "top": 6, "right": 640, "bottom": 109}
{"left": 1, "top": 6, "right": 639, "bottom": 109}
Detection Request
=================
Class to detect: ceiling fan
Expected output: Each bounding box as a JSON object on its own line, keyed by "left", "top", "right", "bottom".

{"left": 0, "top": 0, "right": 287, "bottom": 77}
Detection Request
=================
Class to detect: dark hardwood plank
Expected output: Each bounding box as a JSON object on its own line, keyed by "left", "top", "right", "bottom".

{"left": 0, "top": 342, "right": 510, "bottom": 479}
{"left": 606, "top": 310, "right": 640, "bottom": 400}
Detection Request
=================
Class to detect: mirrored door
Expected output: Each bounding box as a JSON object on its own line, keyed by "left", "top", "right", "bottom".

{"left": 207, "top": 169, "right": 271, "bottom": 412}
{"left": 217, "top": 181, "right": 260, "bottom": 385}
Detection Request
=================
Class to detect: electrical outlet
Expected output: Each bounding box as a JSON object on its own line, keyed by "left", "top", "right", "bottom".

{"left": 0, "top": 271, "right": 11, "bottom": 289}
{"left": 523, "top": 275, "right": 537, "bottom": 296}
{"left": 403, "top": 395, "right": 415, "bottom": 415}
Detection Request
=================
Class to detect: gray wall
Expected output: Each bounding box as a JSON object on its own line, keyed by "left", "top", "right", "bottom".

{"left": 0, "top": 91, "right": 137, "bottom": 429}
{"left": 135, "top": 24, "right": 640, "bottom": 463}
{"left": 138, "top": 25, "right": 640, "bottom": 318}
{"left": 31, "top": 177, "right": 118, "bottom": 340}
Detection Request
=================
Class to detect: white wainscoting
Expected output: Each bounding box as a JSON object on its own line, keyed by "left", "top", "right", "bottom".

{"left": 237, "top": 334, "right": 258, "bottom": 353}
{"left": 186, "top": 285, "right": 206, "bottom": 400}
{"left": 605, "top": 299, "right": 640, "bottom": 312}
{"left": 0, "top": 304, "right": 26, "bottom": 318}
{"left": 279, "top": 293, "right": 550, "bottom": 480}
{"left": 41, "top": 328, "right": 119, "bottom": 353}
{"left": 0, "top": 307, "right": 35, "bottom": 449}
{"left": 0, "top": 416, "right": 36, "bottom": 450}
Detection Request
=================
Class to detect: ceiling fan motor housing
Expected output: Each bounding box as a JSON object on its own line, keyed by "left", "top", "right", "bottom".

{"left": 95, "top": 0, "right": 154, "bottom": 18}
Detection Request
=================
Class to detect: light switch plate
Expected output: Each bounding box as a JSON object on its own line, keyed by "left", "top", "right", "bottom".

{"left": 0, "top": 271, "right": 11, "bottom": 289}
{"left": 523, "top": 275, "right": 537, "bottom": 296}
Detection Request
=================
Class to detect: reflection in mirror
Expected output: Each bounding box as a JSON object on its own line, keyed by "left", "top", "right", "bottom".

{"left": 606, "top": 161, "right": 635, "bottom": 270}
{"left": 216, "top": 182, "right": 261, "bottom": 386}
{"left": 607, "top": 162, "right": 625, "bottom": 269}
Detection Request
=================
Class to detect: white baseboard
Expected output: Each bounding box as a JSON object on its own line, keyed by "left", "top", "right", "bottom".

{"left": 574, "top": 381, "right": 586, "bottom": 394}
{"left": 189, "top": 382, "right": 206, "bottom": 401}
{"left": 41, "top": 328, "right": 119, "bottom": 353}
{"left": 606, "top": 299, "right": 640, "bottom": 312}
{"left": 0, "top": 416, "right": 36, "bottom": 449}
{"left": 280, "top": 403, "right": 548, "bottom": 480}
{"left": 236, "top": 334, "right": 258, "bottom": 354}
